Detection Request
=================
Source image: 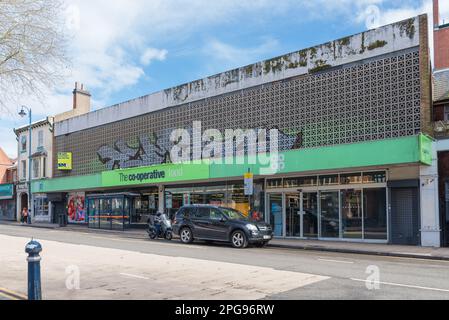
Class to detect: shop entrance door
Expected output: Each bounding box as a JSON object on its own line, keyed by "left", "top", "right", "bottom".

{"left": 286, "top": 194, "right": 301, "bottom": 237}
{"left": 286, "top": 192, "right": 319, "bottom": 238}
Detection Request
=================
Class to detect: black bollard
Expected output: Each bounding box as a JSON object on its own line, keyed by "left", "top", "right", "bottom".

{"left": 25, "top": 240, "right": 42, "bottom": 300}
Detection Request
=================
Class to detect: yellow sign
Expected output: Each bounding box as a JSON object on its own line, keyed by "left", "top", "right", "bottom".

{"left": 244, "top": 172, "right": 254, "bottom": 179}
{"left": 57, "top": 152, "right": 72, "bottom": 170}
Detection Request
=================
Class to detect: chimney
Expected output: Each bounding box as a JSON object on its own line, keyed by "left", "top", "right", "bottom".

{"left": 434, "top": 0, "right": 440, "bottom": 28}
{"left": 72, "top": 82, "right": 91, "bottom": 113}
{"left": 434, "top": 0, "right": 449, "bottom": 70}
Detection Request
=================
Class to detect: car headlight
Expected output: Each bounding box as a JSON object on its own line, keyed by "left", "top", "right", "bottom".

{"left": 246, "top": 224, "right": 258, "bottom": 232}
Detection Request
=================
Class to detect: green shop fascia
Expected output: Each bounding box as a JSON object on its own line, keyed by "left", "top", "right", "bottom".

{"left": 32, "top": 134, "right": 433, "bottom": 194}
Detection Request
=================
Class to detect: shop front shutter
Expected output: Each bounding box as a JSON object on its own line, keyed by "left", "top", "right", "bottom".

{"left": 391, "top": 188, "right": 420, "bottom": 245}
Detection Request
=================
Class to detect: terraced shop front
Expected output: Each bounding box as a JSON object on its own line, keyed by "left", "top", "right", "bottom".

{"left": 0, "top": 184, "right": 15, "bottom": 221}
{"left": 32, "top": 135, "right": 433, "bottom": 244}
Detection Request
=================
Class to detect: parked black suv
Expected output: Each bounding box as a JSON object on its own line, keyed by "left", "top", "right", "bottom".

{"left": 172, "top": 205, "right": 273, "bottom": 249}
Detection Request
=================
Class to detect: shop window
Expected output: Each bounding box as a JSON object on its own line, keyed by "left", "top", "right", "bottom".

{"left": 267, "top": 179, "right": 283, "bottom": 189}
{"left": 363, "top": 172, "right": 386, "bottom": 184}
{"left": 319, "top": 175, "right": 339, "bottom": 186}
{"left": 34, "top": 197, "right": 49, "bottom": 216}
{"left": 227, "top": 184, "right": 250, "bottom": 216}
{"left": 284, "top": 178, "right": 299, "bottom": 188}
{"left": 445, "top": 106, "right": 449, "bottom": 122}
{"left": 320, "top": 191, "right": 340, "bottom": 238}
{"left": 341, "top": 190, "right": 363, "bottom": 239}
{"left": 298, "top": 176, "right": 318, "bottom": 187}
{"left": 340, "top": 173, "right": 363, "bottom": 185}
{"left": 363, "top": 188, "right": 387, "bottom": 240}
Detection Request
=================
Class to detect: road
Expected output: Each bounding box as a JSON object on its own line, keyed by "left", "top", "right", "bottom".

{"left": 1, "top": 224, "right": 449, "bottom": 300}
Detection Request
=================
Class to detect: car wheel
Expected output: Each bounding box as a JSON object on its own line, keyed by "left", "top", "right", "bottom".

{"left": 231, "top": 230, "right": 248, "bottom": 249}
{"left": 180, "top": 227, "right": 193, "bottom": 244}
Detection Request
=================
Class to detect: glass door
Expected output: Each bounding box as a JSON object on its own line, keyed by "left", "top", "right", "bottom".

{"left": 320, "top": 191, "right": 340, "bottom": 238}
{"left": 99, "top": 198, "right": 112, "bottom": 230}
{"left": 341, "top": 190, "right": 363, "bottom": 239}
{"left": 286, "top": 194, "right": 301, "bottom": 237}
{"left": 302, "top": 192, "right": 318, "bottom": 238}
{"left": 268, "top": 194, "right": 284, "bottom": 237}
{"left": 88, "top": 198, "right": 99, "bottom": 229}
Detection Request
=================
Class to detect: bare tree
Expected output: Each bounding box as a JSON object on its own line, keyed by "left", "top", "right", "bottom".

{"left": 0, "top": 0, "right": 69, "bottom": 114}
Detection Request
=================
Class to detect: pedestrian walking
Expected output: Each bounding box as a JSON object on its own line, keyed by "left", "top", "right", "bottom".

{"left": 21, "top": 207, "right": 28, "bottom": 224}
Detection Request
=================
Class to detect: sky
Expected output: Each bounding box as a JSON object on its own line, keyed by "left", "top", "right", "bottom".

{"left": 1, "top": 0, "right": 449, "bottom": 158}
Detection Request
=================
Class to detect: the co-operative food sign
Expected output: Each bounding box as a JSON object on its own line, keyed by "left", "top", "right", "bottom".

{"left": 102, "top": 163, "right": 210, "bottom": 187}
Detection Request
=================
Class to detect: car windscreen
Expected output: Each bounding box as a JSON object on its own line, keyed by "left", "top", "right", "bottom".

{"left": 220, "top": 208, "right": 247, "bottom": 221}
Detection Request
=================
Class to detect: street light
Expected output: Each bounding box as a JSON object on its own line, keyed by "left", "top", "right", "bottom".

{"left": 19, "top": 105, "right": 32, "bottom": 225}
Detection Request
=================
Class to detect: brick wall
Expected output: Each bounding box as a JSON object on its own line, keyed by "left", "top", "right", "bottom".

{"left": 434, "top": 26, "right": 449, "bottom": 70}
{"left": 420, "top": 15, "right": 434, "bottom": 136}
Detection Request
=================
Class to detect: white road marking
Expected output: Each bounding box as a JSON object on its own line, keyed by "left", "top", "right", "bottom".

{"left": 350, "top": 278, "right": 449, "bottom": 293}
{"left": 88, "top": 235, "right": 206, "bottom": 249}
{"left": 119, "top": 273, "right": 150, "bottom": 280}
{"left": 318, "top": 258, "right": 354, "bottom": 264}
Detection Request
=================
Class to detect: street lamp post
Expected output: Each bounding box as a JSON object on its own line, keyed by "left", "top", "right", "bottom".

{"left": 19, "top": 106, "right": 32, "bottom": 225}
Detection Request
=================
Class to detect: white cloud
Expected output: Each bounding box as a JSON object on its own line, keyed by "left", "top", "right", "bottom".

{"left": 202, "top": 38, "right": 279, "bottom": 72}
{"left": 140, "top": 48, "right": 168, "bottom": 66}
{"left": 2, "top": 0, "right": 447, "bottom": 158}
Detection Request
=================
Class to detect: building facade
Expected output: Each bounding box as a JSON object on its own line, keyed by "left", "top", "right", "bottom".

{"left": 14, "top": 83, "right": 91, "bottom": 224}
{"left": 32, "top": 15, "right": 441, "bottom": 246}
{"left": 0, "top": 147, "right": 16, "bottom": 221}
{"left": 14, "top": 118, "right": 54, "bottom": 223}
{"left": 432, "top": 0, "right": 449, "bottom": 248}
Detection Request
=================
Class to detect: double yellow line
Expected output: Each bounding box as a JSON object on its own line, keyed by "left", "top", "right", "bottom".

{"left": 0, "top": 288, "right": 27, "bottom": 300}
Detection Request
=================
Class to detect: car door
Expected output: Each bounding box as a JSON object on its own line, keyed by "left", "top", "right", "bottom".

{"left": 208, "top": 208, "right": 229, "bottom": 241}
{"left": 190, "top": 207, "right": 213, "bottom": 239}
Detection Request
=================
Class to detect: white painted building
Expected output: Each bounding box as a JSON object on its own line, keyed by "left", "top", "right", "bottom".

{"left": 13, "top": 83, "right": 91, "bottom": 224}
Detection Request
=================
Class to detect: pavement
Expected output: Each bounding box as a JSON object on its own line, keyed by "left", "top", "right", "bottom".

{"left": 2, "top": 221, "right": 449, "bottom": 261}
{"left": 1, "top": 223, "right": 449, "bottom": 300}
{"left": 0, "top": 288, "right": 27, "bottom": 300}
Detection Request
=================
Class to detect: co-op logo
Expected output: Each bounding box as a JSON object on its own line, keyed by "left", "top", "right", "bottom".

{"left": 119, "top": 170, "right": 166, "bottom": 183}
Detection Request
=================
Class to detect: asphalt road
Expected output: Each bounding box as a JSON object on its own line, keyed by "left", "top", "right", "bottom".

{"left": 1, "top": 224, "right": 449, "bottom": 300}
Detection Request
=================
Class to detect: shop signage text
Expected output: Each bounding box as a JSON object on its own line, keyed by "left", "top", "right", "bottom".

{"left": 57, "top": 152, "right": 73, "bottom": 171}
{"left": 119, "top": 170, "right": 166, "bottom": 183}
{"left": 0, "top": 184, "right": 14, "bottom": 200}
{"left": 102, "top": 163, "right": 210, "bottom": 187}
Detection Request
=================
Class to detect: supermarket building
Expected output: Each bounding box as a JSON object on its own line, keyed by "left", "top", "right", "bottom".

{"left": 31, "top": 15, "right": 443, "bottom": 247}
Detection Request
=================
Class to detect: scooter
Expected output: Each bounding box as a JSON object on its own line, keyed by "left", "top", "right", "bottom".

{"left": 148, "top": 213, "right": 173, "bottom": 241}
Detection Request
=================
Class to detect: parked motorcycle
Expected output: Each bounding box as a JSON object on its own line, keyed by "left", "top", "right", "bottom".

{"left": 148, "top": 212, "right": 173, "bottom": 240}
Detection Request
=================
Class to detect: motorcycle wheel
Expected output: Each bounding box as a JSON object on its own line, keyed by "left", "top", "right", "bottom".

{"left": 149, "top": 228, "right": 157, "bottom": 240}
{"left": 165, "top": 230, "right": 173, "bottom": 241}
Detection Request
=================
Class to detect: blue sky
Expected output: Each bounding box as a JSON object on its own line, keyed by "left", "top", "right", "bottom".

{"left": 1, "top": 0, "right": 448, "bottom": 158}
